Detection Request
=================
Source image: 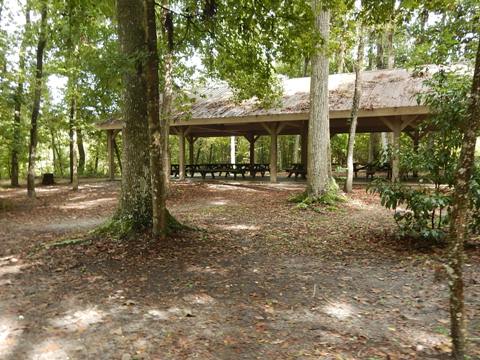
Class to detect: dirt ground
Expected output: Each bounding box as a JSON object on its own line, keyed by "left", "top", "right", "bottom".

{"left": 0, "top": 179, "right": 479, "bottom": 360}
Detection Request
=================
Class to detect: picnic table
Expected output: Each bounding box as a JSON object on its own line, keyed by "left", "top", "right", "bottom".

{"left": 170, "top": 163, "right": 270, "bottom": 179}
{"left": 285, "top": 163, "right": 306, "bottom": 179}
{"left": 353, "top": 162, "right": 392, "bottom": 180}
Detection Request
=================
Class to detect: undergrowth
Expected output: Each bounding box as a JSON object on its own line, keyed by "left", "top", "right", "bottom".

{"left": 289, "top": 180, "right": 346, "bottom": 211}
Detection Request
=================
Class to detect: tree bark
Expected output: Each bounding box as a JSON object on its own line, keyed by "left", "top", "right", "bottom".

{"left": 27, "top": 2, "right": 47, "bottom": 198}
{"left": 337, "top": 41, "right": 345, "bottom": 73}
{"left": 307, "top": 1, "right": 333, "bottom": 197}
{"left": 345, "top": 24, "right": 365, "bottom": 193}
{"left": 116, "top": 0, "right": 152, "bottom": 227}
{"left": 160, "top": 0, "right": 174, "bottom": 190}
{"left": 113, "top": 138, "right": 122, "bottom": 173}
{"left": 77, "top": 128, "right": 85, "bottom": 175}
{"left": 145, "top": 0, "right": 167, "bottom": 238}
{"left": 11, "top": 3, "right": 30, "bottom": 187}
{"left": 447, "top": 39, "right": 480, "bottom": 360}
{"left": 69, "top": 96, "right": 79, "bottom": 191}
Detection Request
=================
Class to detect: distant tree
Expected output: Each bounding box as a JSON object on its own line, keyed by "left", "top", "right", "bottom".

{"left": 345, "top": 21, "right": 365, "bottom": 193}
{"left": 11, "top": 2, "right": 31, "bottom": 187}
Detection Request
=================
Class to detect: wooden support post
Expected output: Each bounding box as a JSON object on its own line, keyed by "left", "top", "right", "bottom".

{"left": 245, "top": 134, "right": 260, "bottom": 177}
{"left": 179, "top": 128, "right": 186, "bottom": 180}
{"left": 391, "top": 126, "right": 401, "bottom": 182}
{"left": 262, "top": 122, "right": 279, "bottom": 183}
{"left": 381, "top": 117, "right": 413, "bottom": 182}
{"left": 107, "top": 129, "right": 115, "bottom": 180}
{"left": 187, "top": 136, "right": 195, "bottom": 165}
{"left": 301, "top": 123, "right": 308, "bottom": 167}
{"left": 270, "top": 130, "right": 278, "bottom": 183}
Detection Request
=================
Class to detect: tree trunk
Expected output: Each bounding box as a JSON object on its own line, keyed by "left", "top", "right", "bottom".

{"left": 376, "top": 32, "right": 384, "bottom": 70}
{"left": 27, "top": 2, "right": 47, "bottom": 198}
{"left": 307, "top": 1, "right": 332, "bottom": 198}
{"left": 160, "top": 0, "right": 174, "bottom": 190}
{"left": 145, "top": 0, "right": 167, "bottom": 238}
{"left": 11, "top": 4, "right": 30, "bottom": 187}
{"left": 337, "top": 41, "right": 345, "bottom": 73}
{"left": 116, "top": 0, "right": 152, "bottom": 227}
{"left": 77, "top": 128, "right": 85, "bottom": 175}
{"left": 113, "top": 138, "right": 122, "bottom": 173}
{"left": 54, "top": 134, "right": 64, "bottom": 177}
{"left": 50, "top": 128, "right": 57, "bottom": 173}
{"left": 70, "top": 97, "right": 79, "bottom": 191}
{"left": 448, "top": 39, "right": 480, "bottom": 360}
{"left": 69, "top": 123, "right": 73, "bottom": 182}
{"left": 345, "top": 24, "right": 365, "bottom": 193}
{"left": 385, "top": 10, "right": 395, "bottom": 70}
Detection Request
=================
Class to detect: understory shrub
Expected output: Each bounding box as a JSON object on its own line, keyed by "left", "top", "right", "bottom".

{"left": 369, "top": 69, "right": 480, "bottom": 244}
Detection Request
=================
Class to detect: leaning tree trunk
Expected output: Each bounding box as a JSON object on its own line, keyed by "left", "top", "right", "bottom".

{"left": 27, "top": 2, "right": 47, "bottom": 198}
{"left": 144, "top": 0, "right": 167, "bottom": 238}
{"left": 447, "top": 39, "right": 480, "bottom": 360}
{"left": 307, "top": 1, "right": 333, "bottom": 198}
{"left": 116, "top": 0, "right": 152, "bottom": 227}
{"left": 160, "top": 0, "right": 174, "bottom": 191}
{"left": 11, "top": 4, "right": 30, "bottom": 187}
{"left": 345, "top": 24, "right": 365, "bottom": 193}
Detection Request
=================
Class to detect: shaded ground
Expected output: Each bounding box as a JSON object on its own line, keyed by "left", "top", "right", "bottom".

{"left": 0, "top": 179, "right": 479, "bottom": 360}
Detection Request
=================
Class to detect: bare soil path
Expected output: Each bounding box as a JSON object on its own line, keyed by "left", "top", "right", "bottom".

{"left": 0, "top": 180, "right": 478, "bottom": 359}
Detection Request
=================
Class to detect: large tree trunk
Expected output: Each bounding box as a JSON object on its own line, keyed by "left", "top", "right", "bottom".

{"left": 307, "top": 1, "right": 332, "bottom": 198}
{"left": 27, "top": 2, "right": 47, "bottom": 198}
{"left": 345, "top": 24, "right": 365, "bottom": 193}
{"left": 116, "top": 0, "right": 152, "bottom": 227}
{"left": 448, "top": 39, "right": 480, "bottom": 360}
{"left": 145, "top": 0, "right": 167, "bottom": 238}
{"left": 11, "top": 4, "right": 30, "bottom": 187}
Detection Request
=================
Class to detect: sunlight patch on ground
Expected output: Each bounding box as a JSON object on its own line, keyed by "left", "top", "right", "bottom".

{"left": 58, "top": 197, "right": 116, "bottom": 210}
{"left": 30, "top": 338, "right": 70, "bottom": 360}
{"left": 218, "top": 224, "right": 260, "bottom": 231}
{"left": 0, "top": 317, "right": 23, "bottom": 358}
{"left": 348, "top": 198, "right": 377, "bottom": 211}
{"left": 209, "top": 199, "right": 230, "bottom": 206}
{"left": 206, "top": 184, "right": 258, "bottom": 192}
{"left": 405, "top": 329, "right": 450, "bottom": 349}
{"left": 34, "top": 187, "right": 64, "bottom": 194}
{"left": 0, "top": 263, "right": 26, "bottom": 278}
{"left": 145, "top": 309, "right": 171, "bottom": 320}
{"left": 322, "top": 302, "right": 356, "bottom": 320}
{"left": 182, "top": 293, "right": 216, "bottom": 305}
{"left": 50, "top": 307, "right": 104, "bottom": 332}
{"left": 186, "top": 265, "right": 228, "bottom": 276}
